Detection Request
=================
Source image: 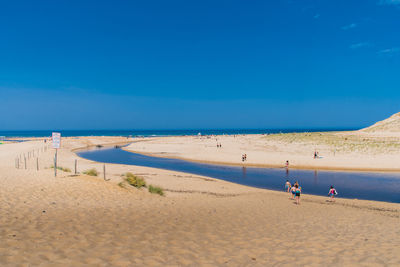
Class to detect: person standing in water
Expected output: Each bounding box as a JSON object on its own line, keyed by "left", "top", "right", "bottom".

{"left": 285, "top": 180, "right": 291, "bottom": 193}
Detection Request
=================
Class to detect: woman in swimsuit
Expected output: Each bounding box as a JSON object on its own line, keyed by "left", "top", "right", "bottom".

{"left": 328, "top": 186, "right": 337, "bottom": 202}
{"left": 285, "top": 180, "right": 291, "bottom": 193}
{"left": 295, "top": 184, "right": 301, "bottom": 205}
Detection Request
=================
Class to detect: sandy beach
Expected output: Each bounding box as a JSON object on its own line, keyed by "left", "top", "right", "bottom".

{"left": 0, "top": 135, "right": 399, "bottom": 266}
{"left": 125, "top": 112, "right": 400, "bottom": 172}
{"left": 125, "top": 131, "right": 400, "bottom": 172}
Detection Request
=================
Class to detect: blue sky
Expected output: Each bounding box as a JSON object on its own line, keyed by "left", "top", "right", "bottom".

{"left": 1, "top": 0, "right": 400, "bottom": 130}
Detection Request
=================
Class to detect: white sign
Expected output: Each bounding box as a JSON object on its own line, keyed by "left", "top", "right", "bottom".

{"left": 52, "top": 132, "right": 61, "bottom": 149}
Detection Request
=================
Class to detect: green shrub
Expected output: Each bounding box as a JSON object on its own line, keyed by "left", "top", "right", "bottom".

{"left": 125, "top": 172, "right": 146, "bottom": 188}
{"left": 83, "top": 168, "right": 98, "bottom": 176}
{"left": 50, "top": 165, "right": 71, "bottom": 172}
{"left": 148, "top": 185, "right": 164, "bottom": 196}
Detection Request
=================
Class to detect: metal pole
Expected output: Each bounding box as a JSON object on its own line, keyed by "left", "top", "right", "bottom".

{"left": 103, "top": 164, "right": 106, "bottom": 180}
{"left": 74, "top": 159, "right": 77, "bottom": 175}
{"left": 54, "top": 149, "right": 57, "bottom": 177}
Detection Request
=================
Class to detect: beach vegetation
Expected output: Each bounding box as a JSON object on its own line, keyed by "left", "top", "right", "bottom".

{"left": 50, "top": 165, "right": 71, "bottom": 172}
{"left": 263, "top": 132, "right": 400, "bottom": 154}
{"left": 83, "top": 168, "right": 98, "bottom": 176}
{"left": 148, "top": 185, "right": 164, "bottom": 196}
{"left": 125, "top": 172, "right": 146, "bottom": 188}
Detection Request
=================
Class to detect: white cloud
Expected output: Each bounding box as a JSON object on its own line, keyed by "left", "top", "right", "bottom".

{"left": 378, "top": 47, "right": 400, "bottom": 54}
{"left": 350, "top": 42, "right": 372, "bottom": 49}
{"left": 378, "top": 0, "right": 400, "bottom": 5}
{"left": 342, "top": 23, "right": 357, "bottom": 30}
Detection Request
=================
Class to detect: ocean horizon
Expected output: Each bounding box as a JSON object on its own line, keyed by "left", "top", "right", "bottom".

{"left": 0, "top": 128, "right": 359, "bottom": 138}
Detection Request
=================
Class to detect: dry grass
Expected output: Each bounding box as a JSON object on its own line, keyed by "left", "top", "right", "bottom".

{"left": 264, "top": 132, "right": 400, "bottom": 154}
{"left": 83, "top": 168, "right": 98, "bottom": 176}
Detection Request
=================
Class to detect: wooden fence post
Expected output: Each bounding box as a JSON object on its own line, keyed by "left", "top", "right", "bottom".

{"left": 103, "top": 164, "right": 110, "bottom": 181}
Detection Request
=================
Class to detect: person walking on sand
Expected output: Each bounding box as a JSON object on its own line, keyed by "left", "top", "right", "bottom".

{"left": 295, "top": 184, "right": 301, "bottom": 205}
{"left": 285, "top": 180, "right": 291, "bottom": 193}
{"left": 328, "top": 186, "right": 337, "bottom": 202}
{"left": 291, "top": 184, "right": 296, "bottom": 199}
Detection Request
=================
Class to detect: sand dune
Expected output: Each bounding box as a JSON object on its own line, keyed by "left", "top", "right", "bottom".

{"left": 361, "top": 112, "right": 400, "bottom": 133}
{"left": 1, "top": 137, "right": 399, "bottom": 266}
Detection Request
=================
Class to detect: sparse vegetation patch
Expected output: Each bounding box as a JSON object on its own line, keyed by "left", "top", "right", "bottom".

{"left": 83, "top": 168, "right": 98, "bottom": 176}
{"left": 50, "top": 165, "right": 71, "bottom": 172}
{"left": 125, "top": 172, "right": 146, "bottom": 188}
{"left": 148, "top": 185, "right": 164, "bottom": 196}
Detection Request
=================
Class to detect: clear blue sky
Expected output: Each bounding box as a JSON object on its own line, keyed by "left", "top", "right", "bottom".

{"left": 1, "top": 0, "right": 400, "bottom": 130}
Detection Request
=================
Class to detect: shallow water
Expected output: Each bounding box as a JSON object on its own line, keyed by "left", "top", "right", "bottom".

{"left": 77, "top": 147, "right": 400, "bottom": 203}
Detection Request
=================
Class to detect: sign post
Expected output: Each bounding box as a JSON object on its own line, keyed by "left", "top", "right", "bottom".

{"left": 52, "top": 132, "right": 61, "bottom": 177}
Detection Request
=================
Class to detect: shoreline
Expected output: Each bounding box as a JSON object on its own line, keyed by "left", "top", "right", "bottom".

{"left": 123, "top": 147, "right": 400, "bottom": 173}
{"left": 76, "top": 141, "right": 399, "bottom": 205}
{"left": 125, "top": 133, "right": 400, "bottom": 173}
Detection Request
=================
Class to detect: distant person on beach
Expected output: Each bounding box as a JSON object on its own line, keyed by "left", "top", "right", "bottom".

{"left": 295, "top": 184, "right": 301, "bottom": 204}
{"left": 244, "top": 154, "right": 247, "bottom": 161}
{"left": 285, "top": 160, "right": 289, "bottom": 168}
{"left": 328, "top": 186, "right": 337, "bottom": 202}
{"left": 285, "top": 180, "right": 291, "bottom": 193}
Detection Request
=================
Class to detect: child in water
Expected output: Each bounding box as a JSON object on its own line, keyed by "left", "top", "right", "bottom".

{"left": 285, "top": 180, "right": 291, "bottom": 193}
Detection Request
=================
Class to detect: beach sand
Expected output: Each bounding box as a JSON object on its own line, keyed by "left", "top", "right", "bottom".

{"left": 1, "top": 137, "right": 399, "bottom": 266}
{"left": 126, "top": 131, "right": 400, "bottom": 171}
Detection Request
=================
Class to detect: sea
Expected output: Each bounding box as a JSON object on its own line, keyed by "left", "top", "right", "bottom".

{"left": 0, "top": 129, "right": 357, "bottom": 138}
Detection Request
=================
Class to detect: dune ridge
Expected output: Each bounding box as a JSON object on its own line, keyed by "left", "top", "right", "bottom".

{"left": 361, "top": 112, "right": 400, "bottom": 133}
